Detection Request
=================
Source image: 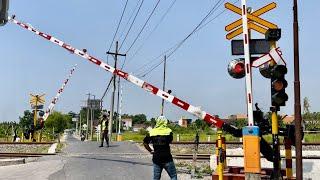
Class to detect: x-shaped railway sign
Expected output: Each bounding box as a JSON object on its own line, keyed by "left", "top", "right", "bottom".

{"left": 30, "top": 94, "right": 45, "bottom": 105}
{"left": 225, "top": 2, "right": 278, "bottom": 40}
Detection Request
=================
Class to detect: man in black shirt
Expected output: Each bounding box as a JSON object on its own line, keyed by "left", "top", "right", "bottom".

{"left": 143, "top": 116, "right": 177, "bottom": 180}
{"left": 99, "top": 113, "right": 109, "bottom": 147}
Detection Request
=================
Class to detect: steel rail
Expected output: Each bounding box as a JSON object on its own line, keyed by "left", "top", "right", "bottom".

{"left": 0, "top": 152, "right": 56, "bottom": 158}
{"left": 170, "top": 141, "right": 320, "bottom": 146}
{"left": 0, "top": 142, "right": 54, "bottom": 145}
{"left": 173, "top": 154, "right": 320, "bottom": 160}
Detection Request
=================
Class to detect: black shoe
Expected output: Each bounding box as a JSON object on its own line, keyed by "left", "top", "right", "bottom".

{"left": 99, "top": 145, "right": 103, "bottom": 147}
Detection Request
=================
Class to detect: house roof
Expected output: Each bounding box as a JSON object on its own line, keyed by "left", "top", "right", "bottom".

{"left": 133, "top": 124, "right": 146, "bottom": 128}
{"left": 282, "top": 115, "right": 294, "bottom": 124}
{"left": 122, "top": 118, "right": 132, "bottom": 122}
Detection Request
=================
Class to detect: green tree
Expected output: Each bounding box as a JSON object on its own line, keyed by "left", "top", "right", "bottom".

{"left": 0, "top": 121, "right": 17, "bottom": 140}
{"left": 45, "top": 111, "right": 72, "bottom": 133}
{"left": 19, "top": 110, "right": 33, "bottom": 129}
{"left": 303, "top": 112, "right": 320, "bottom": 131}
{"left": 232, "top": 118, "right": 247, "bottom": 129}
{"left": 150, "top": 117, "right": 156, "bottom": 127}
{"left": 132, "top": 114, "right": 147, "bottom": 125}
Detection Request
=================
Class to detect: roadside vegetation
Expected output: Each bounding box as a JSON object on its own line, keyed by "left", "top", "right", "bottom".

{"left": 1, "top": 97, "right": 320, "bottom": 143}
{"left": 0, "top": 110, "right": 74, "bottom": 142}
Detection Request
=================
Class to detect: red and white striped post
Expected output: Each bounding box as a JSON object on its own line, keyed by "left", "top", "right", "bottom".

{"left": 240, "top": 0, "right": 261, "bottom": 178}
{"left": 43, "top": 64, "right": 77, "bottom": 121}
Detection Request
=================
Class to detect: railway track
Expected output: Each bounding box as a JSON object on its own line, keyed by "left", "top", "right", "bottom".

{"left": 0, "top": 152, "right": 56, "bottom": 158}
{"left": 173, "top": 153, "right": 320, "bottom": 160}
{"left": 0, "top": 142, "right": 56, "bottom": 158}
{"left": 0, "top": 142, "right": 55, "bottom": 145}
{"left": 171, "top": 141, "right": 320, "bottom": 146}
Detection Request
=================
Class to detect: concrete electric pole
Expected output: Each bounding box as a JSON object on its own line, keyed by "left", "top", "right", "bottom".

{"left": 106, "top": 41, "right": 126, "bottom": 142}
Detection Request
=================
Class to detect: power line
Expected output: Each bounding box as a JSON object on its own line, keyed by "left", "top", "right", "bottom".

{"left": 124, "top": 0, "right": 161, "bottom": 54}
{"left": 100, "top": 76, "right": 114, "bottom": 103}
{"left": 122, "top": 0, "right": 177, "bottom": 69}
{"left": 138, "top": 8, "right": 226, "bottom": 78}
{"left": 165, "top": 0, "right": 225, "bottom": 59}
{"left": 118, "top": 0, "right": 141, "bottom": 42}
{"left": 136, "top": 0, "right": 225, "bottom": 77}
{"left": 137, "top": 0, "right": 226, "bottom": 77}
{"left": 119, "top": 0, "right": 145, "bottom": 50}
{"left": 106, "top": 0, "right": 129, "bottom": 63}
{"left": 198, "top": 0, "right": 239, "bottom": 32}
{"left": 132, "top": 45, "right": 175, "bottom": 75}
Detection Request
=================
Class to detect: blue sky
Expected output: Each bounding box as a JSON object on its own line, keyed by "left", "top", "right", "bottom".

{"left": 1, "top": 0, "right": 319, "bottom": 122}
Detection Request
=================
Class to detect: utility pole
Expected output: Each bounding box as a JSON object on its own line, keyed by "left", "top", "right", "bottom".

{"left": 293, "top": 0, "right": 302, "bottom": 179}
{"left": 116, "top": 78, "right": 121, "bottom": 134}
{"left": 86, "top": 93, "right": 91, "bottom": 140}
{"left": 116, "top": 79, "right": 123, "bottom": 141}
{"left": 79, "top": 110, "right": 82, "bottom": 136}
{"left": 118, "top": 84, "right": 123, "bottom": 135}
{"left": 106, "top": 41, "right": 126, "bottom": 142}
{"left": 91, "top": 95, "right": 96, "bottom": 140}
{"left": 161, "top": 55, "right": 166, "bottom": 116}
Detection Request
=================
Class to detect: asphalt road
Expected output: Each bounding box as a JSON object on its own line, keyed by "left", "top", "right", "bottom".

{"left": 0, "top": 134, "right": 172, "bottom": 180}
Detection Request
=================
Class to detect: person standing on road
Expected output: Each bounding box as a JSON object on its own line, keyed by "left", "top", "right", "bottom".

{"left": 99, "top": 113, "right": 109, "bottom": 147}
{"left": 143, "top": 116, "right": 177, "bottom": 180}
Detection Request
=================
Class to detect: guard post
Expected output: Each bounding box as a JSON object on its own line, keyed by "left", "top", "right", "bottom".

{"left": 242, "top": 126, "right": 261, "bottom": 177}
{"left": 284, "top": 137, "right": 293, "bottom": 179}
{"left": 216, "top": 130, "right": 224, "bottom": 180}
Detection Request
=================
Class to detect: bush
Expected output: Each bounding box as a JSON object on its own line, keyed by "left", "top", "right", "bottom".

{"left": 138, "top": 128, "right": 148, "bottom": 136}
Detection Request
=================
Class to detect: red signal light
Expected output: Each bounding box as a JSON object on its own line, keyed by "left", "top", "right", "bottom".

{"left": 228, "top": 59, "right": 245, "bottom": 79}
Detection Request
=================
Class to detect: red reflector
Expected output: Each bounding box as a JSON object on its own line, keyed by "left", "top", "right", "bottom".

{"left": 234, "top": 63, "right": 244, "bottom": 74}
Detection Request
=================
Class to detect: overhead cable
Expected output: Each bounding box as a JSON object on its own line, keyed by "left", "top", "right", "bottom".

{"left": 119, "top": 0, "right": 145, "bottom": 50}
{"left": 124, "top": 0, "right": 161, "bottom": 54}
{"left": 122, "top": 0, "right": 177, "bottom": 69}
{"left": 137, "top": 0, "right": 226, "bottom": 77}
{"left": 106, "top": 0, "right": 129, "bottom": 63}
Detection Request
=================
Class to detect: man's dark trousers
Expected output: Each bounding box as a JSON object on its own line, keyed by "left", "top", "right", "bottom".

{"left": 100, "top": 130, "right": 109, "bottom": 147}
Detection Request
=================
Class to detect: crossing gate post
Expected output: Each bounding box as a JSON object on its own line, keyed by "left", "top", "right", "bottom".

{"left": 221, "top": 136, "right": 227, "bottom": 168}
{"left": 239, "top": 0, "right": 261, "bottom": 178}
{"left": 271, "top": 107, "right": 281, "bottom": 179}
{"left": 216, "top": 130, "right": 224, "bottom": 180}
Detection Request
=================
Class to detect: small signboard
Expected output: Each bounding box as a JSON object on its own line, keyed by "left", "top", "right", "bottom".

{"left": 72, "top": 117, "right": 78, "bottom": 122}
{"left": 231, "top": 39, "right": 271, "bottom": 55}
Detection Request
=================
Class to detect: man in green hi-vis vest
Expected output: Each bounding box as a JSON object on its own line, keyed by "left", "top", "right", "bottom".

{"left": 99, "top": 113, "right": 109, "bottom": 147}
{"left": 143, "top": 116, "right": 177, "bottom": 180}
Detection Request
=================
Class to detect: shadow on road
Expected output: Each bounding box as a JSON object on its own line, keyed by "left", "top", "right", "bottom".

{"left": 73, "top": 156, "right": 153, "bottom": 167}
{"left": 98, "top": 145, "right": 120, "bottom": 148}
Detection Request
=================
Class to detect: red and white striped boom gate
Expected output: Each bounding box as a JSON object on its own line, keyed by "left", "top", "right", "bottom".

{"left": 43, "top": 64, "right": 77, "bottom": 121}
{"left": 8, "top": 16, "right": 224, "bottom": 128}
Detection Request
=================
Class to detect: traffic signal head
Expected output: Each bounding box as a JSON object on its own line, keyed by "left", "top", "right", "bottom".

{"left": 227, "top": 58, "right": 245, "bottom": 79}
{"left": 271, "top": 65, "right": 288, "bottom": 106}
{"left": 39, "top": 110, "right": 45, "bottom": 117}
{"left": 265, "top": 28, "right": 281, "bottom": 41}
{"left": 259, "top": 63, "right": 272, "bottom": 79}
{"left": 0, "top": 0, "right": 9, "bottom": 26}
